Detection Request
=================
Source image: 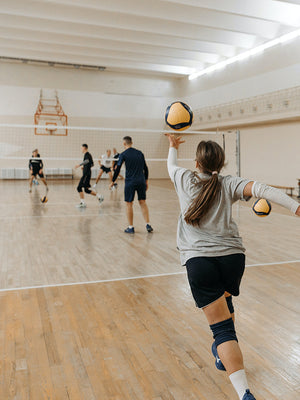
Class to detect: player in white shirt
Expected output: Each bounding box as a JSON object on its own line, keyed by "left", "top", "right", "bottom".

{"left": 94, "top": 149, "right": 113, "bottom": 186}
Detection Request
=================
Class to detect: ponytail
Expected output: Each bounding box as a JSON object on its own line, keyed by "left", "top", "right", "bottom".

{"left": 184, "top": 141, "right": 225, "bottom": 226}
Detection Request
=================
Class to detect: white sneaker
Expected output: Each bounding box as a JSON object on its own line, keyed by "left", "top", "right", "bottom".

{"left": 97, "top": 194, "right": 104, "bottom": 204}
{"left": 76, "top": 202, "right": 87, "bottom": 208}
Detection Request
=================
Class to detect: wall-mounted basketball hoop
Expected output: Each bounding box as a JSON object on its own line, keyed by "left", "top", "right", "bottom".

{"left": 34, "top": 89, "right": 68, "bottom": 136}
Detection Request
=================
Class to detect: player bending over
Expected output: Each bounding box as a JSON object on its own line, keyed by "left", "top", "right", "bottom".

{"left": 29, "top": 149, "right": 48, "bottom": 193}
{"left": 75, "top": 144, "right": 104, "bottom": 208}
{"left": 110, "top": 136, "right": 153, "bottom": 233}
{"left": 94, "top": 149, "right": 113, "bottom": 187}
{"left": 166, "top": 134, "right": 300, "bottom": 400}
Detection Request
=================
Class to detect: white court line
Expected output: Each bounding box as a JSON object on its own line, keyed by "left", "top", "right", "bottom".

{"left": 0, "top": 209, "right": 180, "bottom": 220}
{"left": 0, "top": 259, "right": 299, "bottom": 293}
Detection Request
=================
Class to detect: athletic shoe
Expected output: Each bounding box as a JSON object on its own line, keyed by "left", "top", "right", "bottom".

{"left": 242, "top": 390, "right": 256, "bottom": 400}
{"left": 113, "top": 183, "right": 118, "bottom": 188}
{"left": 124, "top": 227, "right": 135, "bottom": 234}
{"left": 76, "top": 202, "right": 87, "bottom": 208}
{"left": 98, "top": 194, "right": 104, "bottom": 204}
{"left": 146, "top": 224, "right": 153, "bottom": 233}
{"left": 211, "top": 342, "right": 226, "bottom": 371}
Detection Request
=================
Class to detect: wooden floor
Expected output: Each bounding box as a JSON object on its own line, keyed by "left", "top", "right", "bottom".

{"left": 0, "top": 180, "right": 299, "bottom": 399}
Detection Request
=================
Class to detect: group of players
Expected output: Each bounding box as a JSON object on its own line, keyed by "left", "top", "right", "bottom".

{"left": 29, "top": 136, "right": 153, "bottom": 233}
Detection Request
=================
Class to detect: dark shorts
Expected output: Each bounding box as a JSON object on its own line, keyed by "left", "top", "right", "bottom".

{"left": 124, "top": 180, "right": 146, "bottom": 202}
{"left": 77, "top": 173, "right": 91, "bottom": 193}
{"left": 186, "top": 253, "right": 245, "bottom": 309}
{"left": 101, "top": 166, "right": 111, "bottom": 174}
{"left": 31, "top": 169, "right": 44, "bottom": 178}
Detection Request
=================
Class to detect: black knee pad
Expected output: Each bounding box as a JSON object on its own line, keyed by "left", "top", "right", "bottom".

{"left": 210, "top": 318, "right": 237, "bottom": 347}
{"left": 84, "top": 187, "right": 92, "bottom": 194}
{"left": 226, "top": 295, "right": 234, "bottom": 314}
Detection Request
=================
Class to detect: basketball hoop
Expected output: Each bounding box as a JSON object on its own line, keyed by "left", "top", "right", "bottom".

{"left": 46, "top": 123, "right": 58, "bottom": 135}
{"left": 34, "top": 89, "right": 68, "bottom": 135}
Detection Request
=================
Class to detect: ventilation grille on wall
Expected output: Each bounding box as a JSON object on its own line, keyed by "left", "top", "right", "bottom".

{"left": 194, "top": 86, "right": 300, "bottom": 128}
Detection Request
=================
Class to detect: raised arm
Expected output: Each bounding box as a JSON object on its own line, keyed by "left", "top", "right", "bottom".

{"left": 165, "top": 133, "right": 185, "bottom": 182}
{"left": 243, "top": 181, "right": 300, "bottom": 216}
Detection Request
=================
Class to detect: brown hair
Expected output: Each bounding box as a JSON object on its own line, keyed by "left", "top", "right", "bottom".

{"left": 184, "top": 140, "right": 225, "bottom": 226}
{"left": 123, "top": 136, "right": 132, "bottom": 145}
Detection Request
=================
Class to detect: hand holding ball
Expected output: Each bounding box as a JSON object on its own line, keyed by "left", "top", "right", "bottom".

{"left": 252, "top": 199, "right": 271, "bottom": 217}
{"left": 165, "top": 101, "right": 193, "bottom": 131}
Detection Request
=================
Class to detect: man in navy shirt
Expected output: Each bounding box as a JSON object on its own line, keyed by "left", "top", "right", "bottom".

{"left": 111, "top": 136, "right": 153, "bottom": 233}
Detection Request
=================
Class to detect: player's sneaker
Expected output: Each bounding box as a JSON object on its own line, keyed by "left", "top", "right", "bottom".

{"left": 97, "top": 194, "right": 104, "bottom": 204}
{"left": 124, "top": 227, "right": 135, "bottom": 234}
{"left": 146, "top": 224, "right": 153, "bottom": 233}
{"left": 242, "top": 390, "right": 256, "bottom": 400}
{"left": 113, "top": 183, "right": 118, "bottom": 188}
{"left": 211, "top": 342, "right": 226, "bottom": 371}
{"left": 76, "top": 202, "right": 87, "bottom": 208}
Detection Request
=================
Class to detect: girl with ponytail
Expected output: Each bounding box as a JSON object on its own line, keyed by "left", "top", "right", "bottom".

{"left": 166, "top": 134, "right": 300, "bottom": 400}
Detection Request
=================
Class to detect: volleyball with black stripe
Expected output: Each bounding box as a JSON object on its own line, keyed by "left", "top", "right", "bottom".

{"left": 252, "top": 198, "right": 271, "bottom": 217}
{"left": 165, "top": 101, "right": 193, "bottom": 131}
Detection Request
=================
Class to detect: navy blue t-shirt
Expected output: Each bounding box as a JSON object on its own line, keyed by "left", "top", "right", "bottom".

{"left": 117, "top": 148, "right": 148, "bottom": 182}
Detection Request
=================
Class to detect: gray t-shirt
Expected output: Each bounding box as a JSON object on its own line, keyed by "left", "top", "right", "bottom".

{"left": 173, "top": 167, "right": 250, "bottom": 265}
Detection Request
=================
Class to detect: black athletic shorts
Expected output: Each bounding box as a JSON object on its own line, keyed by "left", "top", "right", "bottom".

{"left": 77, "top": 173, "right": 91, "bottom": 192}
{"left": 31, "top": 169, "right": 44, "bottom": 178}
{"left": 101, "top": 166, "right": 111, "bottom": 174}
{"left": 124, "top": 180, "right": 146, "bottom": 202}
{"left": 186, "top": 253, "right": 245, "bottom": 309}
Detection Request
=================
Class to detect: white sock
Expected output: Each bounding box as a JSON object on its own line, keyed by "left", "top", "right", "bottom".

{"left": 229, "top": 369, "right": 249, "bottom": 400}
{"left": 129, "top": 225, "right": 134, "bottom": 229}
{"left": 80, "top": 199, "right": 85, "bottom": 204}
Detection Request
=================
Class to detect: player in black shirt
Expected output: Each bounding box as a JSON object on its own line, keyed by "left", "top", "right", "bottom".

{"left": 28, "top": 149, "right": 48, "bottom": 193}
{"left": 75, "top": 144, "right": 104, "bottom": 208}
{"left": 111, "top": 136, "right": 153, "bottom": 233}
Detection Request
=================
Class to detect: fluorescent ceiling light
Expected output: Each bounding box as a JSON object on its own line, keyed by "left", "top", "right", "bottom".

{"left": 189, "top": 28, "right": 300, "bottom": 81}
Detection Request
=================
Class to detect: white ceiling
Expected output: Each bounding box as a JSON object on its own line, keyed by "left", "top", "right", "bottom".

{"left": 0, "top": 0, "right": 300, "bottom": 77}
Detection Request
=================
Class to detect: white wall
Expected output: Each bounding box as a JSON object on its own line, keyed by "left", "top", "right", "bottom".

{"left": 179, "top": 37, "right": 300, "bottom": 190}
{"left": 181, "top": 37, "right": 300, "bottom": 110}
{"left": 0, "top": 61, "right": 180, "bottom": 178}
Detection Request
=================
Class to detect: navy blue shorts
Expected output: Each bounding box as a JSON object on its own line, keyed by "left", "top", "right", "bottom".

{"left": 186, "top": 253, "right": 245, "bottom": 308}
{"left": 124, "top": 180, "right": 146, "bottom": 202}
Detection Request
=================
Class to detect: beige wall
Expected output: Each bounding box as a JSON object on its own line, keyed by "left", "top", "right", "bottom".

{"left": 240, "top": 122, "right": 300, "bottom": 188}
{"left": 0, "top": 61, "right": 182, "bottom": 178}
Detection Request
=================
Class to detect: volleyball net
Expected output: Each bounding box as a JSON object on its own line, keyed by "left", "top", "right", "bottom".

{"left": 0, "top": 124, "right": 238, "bottom": 179}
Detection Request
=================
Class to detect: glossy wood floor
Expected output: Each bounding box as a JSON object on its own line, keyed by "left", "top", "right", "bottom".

{"left": 0, "top": 180, "right": 299, "bottom": 400}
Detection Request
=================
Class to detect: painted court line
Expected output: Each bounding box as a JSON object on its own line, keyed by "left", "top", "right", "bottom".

{"left": 0, "top": 260, "right": 299, "bottom": 293}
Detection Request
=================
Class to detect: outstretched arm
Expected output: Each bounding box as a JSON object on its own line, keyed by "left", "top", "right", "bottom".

{"left": 165, "top": 134, "right": 185, "bottom": 182}
{"left": 243, "top": 181, "right": 300, "bottom": 216}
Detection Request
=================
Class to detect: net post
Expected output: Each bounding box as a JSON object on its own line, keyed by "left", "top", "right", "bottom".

{"left": 236, "top": 129, "right": 241, "bottom": 177}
